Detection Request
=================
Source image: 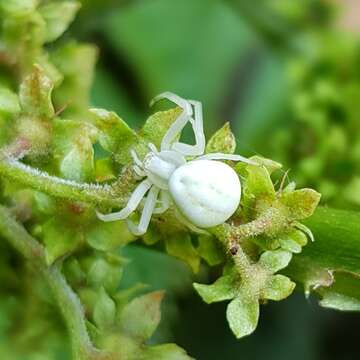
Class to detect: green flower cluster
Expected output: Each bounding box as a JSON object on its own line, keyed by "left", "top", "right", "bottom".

{"left": 266, "top": 5, "right": 360, "bottom": 210}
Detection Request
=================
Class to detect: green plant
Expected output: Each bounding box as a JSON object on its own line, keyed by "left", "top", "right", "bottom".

{"left": 0, "top": 1, "right": 358, "bottom": 359}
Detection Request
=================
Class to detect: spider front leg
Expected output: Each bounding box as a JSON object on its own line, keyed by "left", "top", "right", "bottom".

{"left": 151, "top": 92, "right": 206, "bottom": 156}
{"left": 151, "top": 92, "right": 193, "bottom": 152}
{"left": 130, "top": 149, "right": 146, "bottom": 178}
{"left": 96, "top": 179, "right": 152, "bottom": 222}
{"left": 151, "top": 91, "right": 193, "bottom": 116}
{"left": 126, "top": 186, "right": 160, "bottom": 236}
{"left": 171, "top": 99, "right": 206, "bottom": 156}
{"left": 197, "top": 153, "right": 257, "bottom": 165}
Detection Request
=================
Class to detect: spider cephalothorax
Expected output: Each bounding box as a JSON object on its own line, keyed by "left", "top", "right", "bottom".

{"left": 97, "top": 92, "right": 255, "bottom": 235}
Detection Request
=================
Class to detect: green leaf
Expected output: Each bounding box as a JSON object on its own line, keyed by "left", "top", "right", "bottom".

{"left": 206, "top": 122, "right": 236, "bottom": 154}
{"left": 243, "top": 165, "right": 276, "bottom": 201}
{"left": 0, "top": 1, "right": 37, "bottom": 15}
{"left": 39, "top": 1, "right": 80, "bottom": 43}
{"left": 1, "top": 1, "right": 46, "bottom": 77}
{"left": 141, "top": 343, "right": 193, "bottom": 360}
{"left": 226, "top": 294, "right": 259, "bottom": 339}
{"left": 90, "top": 108, "right": 139, "bottom": 164}
{"left": 280, "top": 188, "right": 321, "bottom": 220}
{"left": 165, "top": 233, "right": 200, "bottom": 273}
{"left": 114, "top": 283, "right": 150, "bottom": 311}
{"left": 317, "top": 272, "right": 360, "bottom": 310}
{"left": 285, "top": 207, "right": 360, "bottom": 309}
{"left": 42, "top": 218, "right": 82, "bottom": 265}
{"left": 193, "top": 274, "right": 238, "bottom": 304}
{"left": 279, "top": 238, "right": 302, "bottom": 254}
{"left": 319, "top": 292, "right": 360, "bottom": 312}
{"left": 118, "top": 291, "right": 165, "bottom": 341}
{"left": 93, "top": 287, "right": 116, "bottom": 330}
{"left": 86, "top": 221, "right": 134, "bottom": 251}
{"left": 289, "top": 229, "right": 308, "bottom": 247}
{"left": 262, "top": 274, "right": 295, "bottom": 301}
{"left": 19, "top": 65, "right": 54, "bottom": 118}
{"left": 196, "top": 235, "right": 224, "bottom": 266}
{"left": 249, "top": 156, "right": 282, "bottom": 175}
{"left": 0, "top": 86, "right": 20, "bottom": 116}
{"left": 290, "top": 207, "right": 360, "bottom": 275}
{"left": 53, "top": 119, "right": 97, "bottom": 181}
{"left": 278, "top": 229, "right": 307, "bottom": 254}
{"left": 139, "top": 108, "right": 183, "bottom": 149}
{"left": 258, "top": 250, "right": 292, "bottom": 273}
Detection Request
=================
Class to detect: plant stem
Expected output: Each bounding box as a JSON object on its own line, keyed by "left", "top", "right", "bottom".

{"left": 212, "top": 207, "right": 288, "bottom": 278}
{"left": 44, "top": 265, "right": 112, "bottom": 360}
{"left": 232, "top": 207, "right": 286, "bottom": 239}
{"left": 0, "top": 153, "right": 134, "bottom": 208}
{"left": 212, "top": 224, "right": 252, "bottom": 278}
{"left": 0, "top": 206, "right": 111, "bottom": 360}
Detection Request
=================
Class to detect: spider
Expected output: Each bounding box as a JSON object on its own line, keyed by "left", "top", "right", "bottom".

{"left": 97, "top": 92, "right": 255, "bottom": 235}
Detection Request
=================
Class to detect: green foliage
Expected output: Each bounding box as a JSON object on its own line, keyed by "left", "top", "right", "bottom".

{"left": 286, "top": 207, "right": 360, "bottom": 310}
{"left": 0, "top": 41, "right": 322, "bottom": 350}
{"left": 39, "top": 1, "right": 80, "bottom": 43}
{"left": 264, "top": 28, "right": 360, "bottom": 211}
{"left": 206, "top": 122, "right": 236, "bottom": 154}
{"left": 19, "top": 65, "right": 54, "bottom": 118}
{"left": 96, "top": 291, "right": 192, "bottom": 359}
{"left": 0, "top": 0, "right": 359, "bottom": 359}
{"left": 194, "top": 247, "right": 296, "bottom": 338}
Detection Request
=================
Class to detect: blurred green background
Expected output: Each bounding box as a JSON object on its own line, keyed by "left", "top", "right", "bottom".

{"left": 1, "top": 0, "right": 360, "bottom": 358}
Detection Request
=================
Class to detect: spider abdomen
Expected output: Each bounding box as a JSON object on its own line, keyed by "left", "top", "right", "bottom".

{"left": 168, "top": 159, "right": 241, "bottom": 228}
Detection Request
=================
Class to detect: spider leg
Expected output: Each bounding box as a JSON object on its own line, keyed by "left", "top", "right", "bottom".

{"left": 148, "top": 143, "right": 158, "bottom": 153}
{"left": 133, "top": 165, "right": 146, "bottom": 178}
{"left": 161, "top": 108, "right": 191, "bottom": 151}
{"left": 153, "top": 190, "right": 171, "bottom": 214}
{"left": 150, "top": 92, "right": 193, "bottom": 114}
{"left": 130, "top": 149, "right": 146, "bottom": 178}
{"left": 126, "top": 186, "right": 160, "bottom": 235}
{"left": 151, "top": 93, "right": 206, "bottom": 156}
{"left": 171, "top": 100, "right": 206, "bottom": 156}
{"left": 197, "top": 153, "right": 258, "bottom": 165}
{"left": 151, "top": 92, "right": 193, "bottom": 152}
{"left": 130, "top": 149, "right": 143, "bottom": 167}
{"left": 96, "top": 179, "right": 152, "bottom": 222}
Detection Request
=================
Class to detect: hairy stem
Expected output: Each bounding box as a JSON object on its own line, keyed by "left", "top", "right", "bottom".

{"left": 213, "top": 207, "right": 288, "bottom": 278}
{"left": 231, "top": 207, "right": 287, "bottom": 239}
{"left": 44, "top": 265, "right": 112, "bottom": 360}
{"left": 0, "top": 206, "right": 111, "bottom": 360}
{"left": 0, "top": 150, "right": 135, "bottom": 208}
{"left": 212, "top": 224, "right": 252, "bottom": 278}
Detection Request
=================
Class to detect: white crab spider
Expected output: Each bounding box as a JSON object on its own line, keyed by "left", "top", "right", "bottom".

{"left": 97, "top": 92, "right": 255, "bottom": 235}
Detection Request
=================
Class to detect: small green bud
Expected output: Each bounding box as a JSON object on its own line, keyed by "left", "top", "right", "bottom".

{"left": 93, "top": 287, "right": 116, "bottom": 330}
